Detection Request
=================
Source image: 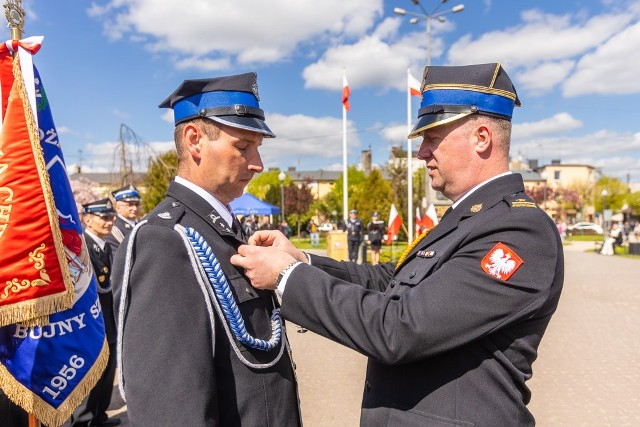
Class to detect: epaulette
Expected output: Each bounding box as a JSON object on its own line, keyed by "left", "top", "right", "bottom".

{"left": 145, "top": 200, "right": 186, "bottom": 227}
{"left": 506, "top": 192, "right": 539, "bottom": 209}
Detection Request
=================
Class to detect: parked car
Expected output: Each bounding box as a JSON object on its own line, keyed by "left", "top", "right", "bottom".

{"left": 318, "top": 222, "right": 334, "bottom": 232}
{"left": 567, "top": 222, "right": 604, "bottom": 236}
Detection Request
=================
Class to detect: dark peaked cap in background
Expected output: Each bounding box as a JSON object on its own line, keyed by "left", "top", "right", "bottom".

{"left": 409, "top": 63, "right": 521, "bottom": 138}
{"left": 82, "top": 198, "right": 116, "bottom": 217}
{"left": 159, "top": 72, "right": 275, "bottom": 137}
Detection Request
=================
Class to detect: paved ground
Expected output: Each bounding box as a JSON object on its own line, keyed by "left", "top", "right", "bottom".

{"left": 81, "top": 241, "right": 639, "bottom": 426}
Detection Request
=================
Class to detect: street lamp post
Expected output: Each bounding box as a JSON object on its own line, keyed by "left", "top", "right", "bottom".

{"left": 394, "top": 1, "right": 465, "bottom": 66}
{"left": 394, "top": 0, "right": 464, "bottom": 241}
{"left": 540, "top": 171, "right": 548, "bottom": 211}
{"left": 278, "top": 171, "right": 286, "bottom": 222}
{"left": 601, "top": 189, "right": 608, "bottom": 231}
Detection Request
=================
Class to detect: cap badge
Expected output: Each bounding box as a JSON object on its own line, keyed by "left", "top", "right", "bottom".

{"left": 481, "top": 242, "right": 523, "bottom": 282}
{"left": 470, "top": 204, "right": 483, "bottom": 213}
{"left": 252, "top": 81, "right": 260, "bottom": 101}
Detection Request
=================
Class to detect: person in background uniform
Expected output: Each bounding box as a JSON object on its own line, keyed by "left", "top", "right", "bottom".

{"left": 344, "top": 209, "right": 364, "bottom": 262}
{"left": 72, "top": 199, "right": 120, "bottom": 427}
{"left": 366, "top": 212, "right": 386, "bottom": 265}
{"left": 111, "top": 73, "right": 301, "bottom": 426}
{"left": 232, "top": 63, "right": 563, "bottom": 426}
{"left": 106, "top": 183, "right": 141, "bottom": 254}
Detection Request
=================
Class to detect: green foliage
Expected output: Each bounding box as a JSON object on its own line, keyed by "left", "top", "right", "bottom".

{"left": 142, "top": 150, "right": 178, "bottom": 212}
{"left": 246, "top": 170, "right": 289, "bottom": 204}
{"left": 311, "top": 166, "right": 366, "bottom": 221}
{"left": 595, "top": 176, "right": 629, "bottom": 212}
{"left": 349, "top": 169, "right": 394, "bottom": 221}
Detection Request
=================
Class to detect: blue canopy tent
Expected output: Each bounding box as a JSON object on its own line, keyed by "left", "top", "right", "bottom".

{"left": 230, "top": 193, "right": 280, "bottom": 216}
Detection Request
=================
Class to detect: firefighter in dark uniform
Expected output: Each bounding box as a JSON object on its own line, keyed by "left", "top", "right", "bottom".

{"left": 106, "top": 184, "right": 141, "bottom": 254}
{"left": 344, "top": 209, "right": 364, "bottom": 262}
{"left": 232, "top": 63, "right": 564, "bottom": 426}
{"left": 72, "top": 199, "right": 120, "bottom": 427}
{"left": 111, "top": 73, "right": 301, "bottom": 426}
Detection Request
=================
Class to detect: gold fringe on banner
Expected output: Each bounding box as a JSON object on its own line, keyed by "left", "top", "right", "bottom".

{"left": 0, "top": 46, "right": 75, "bottom": 326}
{"left": 0, "top": 340, "right": 110, "bottom": 427}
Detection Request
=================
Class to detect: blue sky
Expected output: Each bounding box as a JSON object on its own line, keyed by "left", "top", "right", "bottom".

{"left": 19, "top": 0, "right": 640, "bottom": 183}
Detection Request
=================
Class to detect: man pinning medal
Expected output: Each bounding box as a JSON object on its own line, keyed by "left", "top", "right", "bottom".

{"left": 231, "top": 63, "right": 564, "bottom": 426}
{"left": 111, "top": 73, "right": 301, "bottom": 426}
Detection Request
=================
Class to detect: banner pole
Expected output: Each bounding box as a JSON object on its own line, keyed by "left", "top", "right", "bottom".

{"left": 4, "top": 2, "right": 40, "bottom": 426}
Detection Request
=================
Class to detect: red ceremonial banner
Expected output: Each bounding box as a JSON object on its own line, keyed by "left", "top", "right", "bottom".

{"left": 0, "top": 51, "right": 73, "bottom": 326}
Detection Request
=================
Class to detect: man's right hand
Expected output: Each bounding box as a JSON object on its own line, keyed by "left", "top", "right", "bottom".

{"left": 248, "top": 230, "right": 308, "bottom": 263}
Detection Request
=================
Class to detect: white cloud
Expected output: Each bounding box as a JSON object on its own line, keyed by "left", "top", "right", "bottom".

{"left": 448, "top": 9, "right": 635, "bottom": 68}
{"left": 512, "top": 113, "right": 583, "bottom": 140}
{"left": 303, "top": 30, "right": 425, "bottom": 92}
{"left": 517, "top": 60, "right": 575, "bottom": 93}
{"left": 89, "top": 0, "right": 383, "bottom": 67}
{"left": 512, "top": 130, "right": 640, "bottom": 180}
{"left": 258, "top": 112, "right": 361, "bottom": 168}
{"left": 447, "top": 7, "right": 640, "bottom": 99}
{"left": 160, "top": 110, "right": 174, "bottom": 124}
{"left": 563, "top": 21, "right": 640, "bottom": 96}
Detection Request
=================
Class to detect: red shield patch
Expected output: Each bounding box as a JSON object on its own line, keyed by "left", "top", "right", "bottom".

{"left": 481, "top": 242, "right": 523, "bottom": 281}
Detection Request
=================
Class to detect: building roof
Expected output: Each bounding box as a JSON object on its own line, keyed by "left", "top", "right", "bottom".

{"left": 68, "top": 172, "right": 146, "bottom": 186}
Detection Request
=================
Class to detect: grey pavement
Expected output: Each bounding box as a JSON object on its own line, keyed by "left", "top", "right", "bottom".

{"left": 74, "top": 240, "right": 639, "bottom": 426}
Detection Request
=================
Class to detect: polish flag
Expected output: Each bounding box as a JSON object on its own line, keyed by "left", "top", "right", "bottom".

{"left": 408, "top": 71, "right": 421, "bottom": 97}
{"left": 342, "top": 74, "right": 351, "bottom": 112}
{"left": 386, "top": 204, "right": 403, "bottom": 245}
{"left": 423, "top": 203, "right": 439, "bottom": 230}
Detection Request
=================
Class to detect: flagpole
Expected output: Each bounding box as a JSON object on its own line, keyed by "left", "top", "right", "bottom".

{"left": 5, "top": 4, "right": 42, "bottom": 425}
{"left": 342, "top": 68, "right": 348, "bottom": 222}
{"left": 407, "top": 68, "right": 414, "bottom": 243}
{"left": 5, "top": 3, "right": 39, "bottom": 426}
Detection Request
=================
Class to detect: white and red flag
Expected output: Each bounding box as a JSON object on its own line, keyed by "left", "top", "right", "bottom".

{"left": 408, "top": 71, "right": 421, "bottom": 97}
{"left": 423, "top": 203, "right": 439, "bottom": 230}
{"left": 386, "top": 204, "right": 403, "bottom": 245}
{"left": 342, "top": 74, "right": 351, "bottom": 112}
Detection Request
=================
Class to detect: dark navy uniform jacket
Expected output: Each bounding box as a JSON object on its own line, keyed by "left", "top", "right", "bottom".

{"left": 106, "top": 215, "right": 135, "bottom": 255}
{"left": 281, "top": 173, "right": 563, "bottom": 426}
{"left": 112, "top": 181, "right": 301, "bottom": 426}
{"left": 84, "top": 231, "right": 117, "bottom": 344}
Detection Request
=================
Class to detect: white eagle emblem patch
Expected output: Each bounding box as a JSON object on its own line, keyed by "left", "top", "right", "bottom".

{"left": 481, "top": 242, "right": 523, "bottom": 281}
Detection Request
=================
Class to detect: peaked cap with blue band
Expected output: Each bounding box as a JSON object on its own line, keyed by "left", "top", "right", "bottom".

{"left": 159, "top": 72, "right": 275, "bottom": 138}
{"left": 112, "top": 183, "right": 141, "bottom": 202}
{"left": 408, "top": 63, "right": 521, "bottom": 139}
{"left": 82, "top": 198, "right": 116, "bottom": 217}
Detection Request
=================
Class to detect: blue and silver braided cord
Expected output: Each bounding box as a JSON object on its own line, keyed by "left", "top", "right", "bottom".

{"left": 185, "top": 227, "right": 281, "bottom": 351}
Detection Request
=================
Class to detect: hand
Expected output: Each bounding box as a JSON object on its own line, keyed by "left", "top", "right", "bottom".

{"left": 249, "top": 230, "right": 308, "bottom": 263}
{"left": 230, "top": 245, "right": 296, "bottom": 290}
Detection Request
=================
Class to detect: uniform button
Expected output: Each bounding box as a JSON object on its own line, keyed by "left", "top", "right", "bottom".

{"left": 365, "top": 380, "right": 372, "bottom": 391}
{"left": 172, "top": 202, "right": 180, "bottom": 207}
{"left": 245, "top": 287, "right": 252, "bottom": 293}
{"left": 409, "top": 271, "right": 416, "bottom": 278}
{"left": 389, "top": 280, "right": 396, "bottom": 288}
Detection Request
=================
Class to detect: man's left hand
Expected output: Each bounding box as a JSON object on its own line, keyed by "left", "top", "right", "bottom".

{"left": 230, "top": 245, "right": 296, "bottom": 290}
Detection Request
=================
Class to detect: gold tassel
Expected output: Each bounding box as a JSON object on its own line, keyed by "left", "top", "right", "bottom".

{"left": 0, "top": 339, "right": 110, "bottom": 427}
{"left": 395, "top": 227, "right": 435, "bottom": 270}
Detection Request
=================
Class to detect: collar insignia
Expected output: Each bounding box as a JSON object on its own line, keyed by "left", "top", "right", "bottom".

{"left": 470, "top": 203, "right": 483, "bottom": 213}
{"left": 158, "top": 212, "right": 172, "bottom": 220}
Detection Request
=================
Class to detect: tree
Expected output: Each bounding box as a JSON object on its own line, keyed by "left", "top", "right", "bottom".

{"left": 595, "top": 176, "right": 628, "bottom": 212}
{"left": 311, "top": 166, "right": 366, "bottom": 224}
{"left": 246, "top": 170, "right": 287, "bottom": 204}
{"left": 349, "top": 169, "right": 394, "bottom": 222}
{"left": 69, "top": 177, "right": 103, "bottom": 214}
{"left": 143, "top": 150, "right": 178, "bottom": 212}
